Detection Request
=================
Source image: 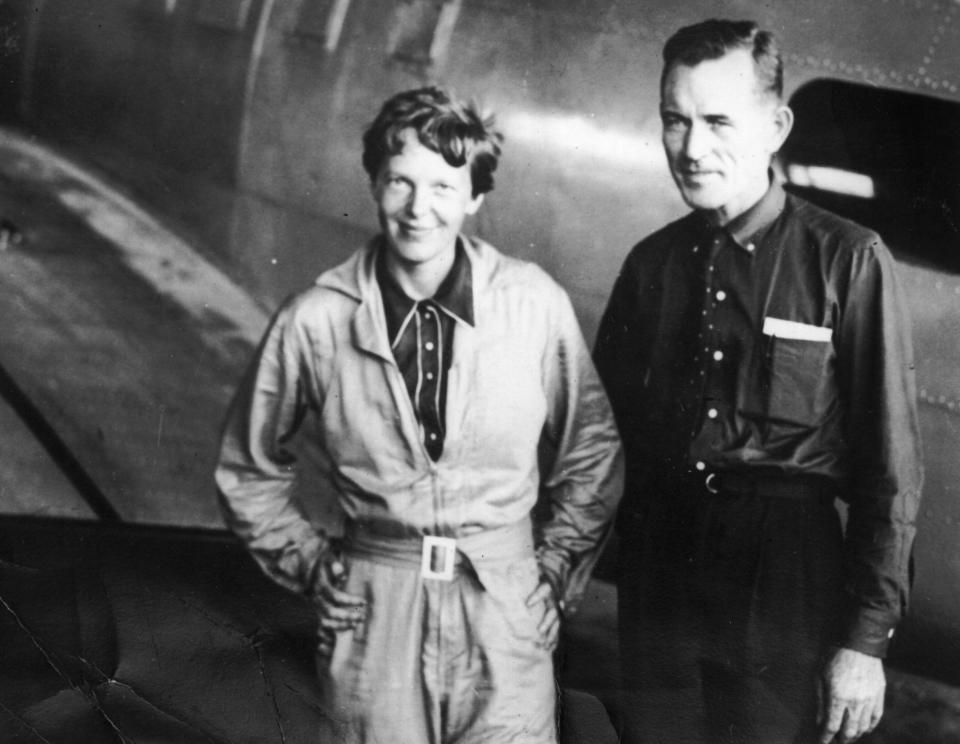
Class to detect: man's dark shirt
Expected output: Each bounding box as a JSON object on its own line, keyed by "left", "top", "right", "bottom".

{"left": 594, "top": 181, "right": 923, "bottom": 656}
{"left": 376, "top": 239, "right": 473, "bottom": 461}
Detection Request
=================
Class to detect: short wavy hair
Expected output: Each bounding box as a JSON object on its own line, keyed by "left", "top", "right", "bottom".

{"left": 661, "top": 19, "right": 783, "bottom": 101}
{"left": 362, "top": 86, "right": 503, "bottom": 197}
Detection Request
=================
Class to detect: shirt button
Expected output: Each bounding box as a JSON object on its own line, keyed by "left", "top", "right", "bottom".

{"left": 425, "top": 342, "right": 435, "bottom": 351}
{"left": 426, "top": 372, "right": 435, "bottom": 380}
{"left": 746, "top": 243, "right": 756, "bottom": 252}
{"left": 716, "top": 290, "right": 727, "bottom": 301}
{"left": 695, "top": 461, "right": 706, "bottom": 471}
{"left": 707, "top": 408, "right": 718, "bottom": 419}
{"left": 429, "top": 432, "right": 438, "bottom": 441}
{"left": 713, "top": 350, "right": 724, "bottom": 361}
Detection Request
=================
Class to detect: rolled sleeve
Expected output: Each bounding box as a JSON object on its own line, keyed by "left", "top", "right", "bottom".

{"left": 537, "top": 287, "right": 624, "bottom": 614}
{"left": 837, "top": 237, "right": 923, "bottom": 657}
{"left": 215, "top": 299, "right": 329, "bottom": 598}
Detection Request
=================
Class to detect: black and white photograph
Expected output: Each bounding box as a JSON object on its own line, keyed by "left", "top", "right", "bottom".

{"left": 0, "top": 2, "right": 957, "bottom": 742}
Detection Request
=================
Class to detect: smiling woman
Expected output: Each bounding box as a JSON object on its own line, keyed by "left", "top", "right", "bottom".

{"left": 372, "top": 129, "right": 483, "bottom": 295}
{"left": 214, "top": 85, "right": 624, "bottom": 744}
{"left": 360, "top": 87, "right": 502, "bottom": 297}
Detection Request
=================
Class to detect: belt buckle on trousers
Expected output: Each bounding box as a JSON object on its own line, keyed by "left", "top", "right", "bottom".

{"left": 421, "top": 536, "right": 457, "bottom": 581}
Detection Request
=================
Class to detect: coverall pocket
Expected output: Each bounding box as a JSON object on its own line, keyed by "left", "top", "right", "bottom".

{"left": 764, "top": 336, "right": 834, "bottom": 426}
{"left": 474, "top": 558, "right": 544, "bottom": 648}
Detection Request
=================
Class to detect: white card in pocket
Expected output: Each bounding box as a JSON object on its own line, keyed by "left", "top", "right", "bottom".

{"left": 762, "top": 317, "right": 833, "bottom": 342}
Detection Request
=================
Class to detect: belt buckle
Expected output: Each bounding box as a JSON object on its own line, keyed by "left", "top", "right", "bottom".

{"left": 421, "top": 536, "right": 457, "bottom": 581}
{"left": 704, "top": 472, "right": 720, "bottom": 494}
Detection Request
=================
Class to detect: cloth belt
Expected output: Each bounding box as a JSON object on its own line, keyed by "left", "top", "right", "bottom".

{"left": 342, "top": 516, "right": 536, "bottom": 580}
{"left": 703, "top": 471, "right": 838, "bottom": 501}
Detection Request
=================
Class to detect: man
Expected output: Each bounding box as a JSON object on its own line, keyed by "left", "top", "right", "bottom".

{"left": 594, "top": 19, "right": 922, "bottom": 744}
{"left": 215, "top": 87, "right": 623, "bottom": 743}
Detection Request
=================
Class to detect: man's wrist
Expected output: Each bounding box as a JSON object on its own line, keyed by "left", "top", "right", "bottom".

{"left": 837, "top": 606, "right": 897, "bottom": 658}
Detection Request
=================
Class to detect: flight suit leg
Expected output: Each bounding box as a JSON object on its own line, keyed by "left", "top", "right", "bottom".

{"left": 453, "top": 555, "right": 558, "bottom": 744}
{"left": 316, "top": 556, "right": 430, "bottom": 744}
{"left": 316, "top": 552, "right": 557, "bottom": 744}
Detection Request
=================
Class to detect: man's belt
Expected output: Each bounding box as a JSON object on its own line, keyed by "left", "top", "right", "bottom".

{"left": 702, "top": 471, "right": 837, "bottom": 501}
{"left": 342, "top": 516, "right": 535, "bottom": 582}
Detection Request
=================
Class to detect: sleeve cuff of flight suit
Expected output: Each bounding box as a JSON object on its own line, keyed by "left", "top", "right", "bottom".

{"left": 535, "top": 547, "right": 572, "bottom": 614}
{"left": 838, "top": 606, "right": 898, "bottom": 658}
{"left": 302, "top": 532, "right": 336, "bottom": 601}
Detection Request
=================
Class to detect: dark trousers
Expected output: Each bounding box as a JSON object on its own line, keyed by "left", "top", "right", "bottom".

{"left": 617, "top": 484, "right": 844, "bottom": 744}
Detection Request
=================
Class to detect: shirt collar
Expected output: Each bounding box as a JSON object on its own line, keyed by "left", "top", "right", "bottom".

{"left": 376, "top": 237, "right": 475, "bottom": 344}
{"left": 722, "top": 177, "right": 787, "bottom": 251}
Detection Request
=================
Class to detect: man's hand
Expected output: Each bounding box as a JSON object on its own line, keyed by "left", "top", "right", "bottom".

{"left": 817, "top": 647, "right": 886, "bottom": 743}
{"left": 311, "top": 551, "right": 367, "bottom": 633}
{"left": 525, "top": 579, "right": 561, "bottom": 651}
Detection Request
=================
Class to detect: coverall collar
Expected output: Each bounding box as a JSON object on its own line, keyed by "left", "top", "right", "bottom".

{"left": 316, "top": 235, "right": 483, "bottom": 363}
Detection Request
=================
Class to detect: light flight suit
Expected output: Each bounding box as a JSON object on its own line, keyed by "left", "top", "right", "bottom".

{"left": 215, "top": 236, "right": 623, "bottom": 743}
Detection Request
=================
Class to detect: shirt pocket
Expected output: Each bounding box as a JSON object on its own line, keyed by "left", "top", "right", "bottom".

{"left": 764, "top": 335, "right": 835, "bottom": 427}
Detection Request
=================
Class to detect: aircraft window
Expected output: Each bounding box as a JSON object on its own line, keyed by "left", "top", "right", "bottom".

{"left": 388, "top": 0, "right": 463, "bottom": 66}
{"left": 781, "top": 79, "right": 960, "bottom": 272}
{"left": 294, "top": 0, "right": 353, "bottom": 53}
{"left": 194, "top": 0, "right": 253, "bottom": 32}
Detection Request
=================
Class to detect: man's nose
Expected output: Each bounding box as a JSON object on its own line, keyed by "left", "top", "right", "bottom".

{"left": 683, "top": 122, "right": 710, "bottom": 162}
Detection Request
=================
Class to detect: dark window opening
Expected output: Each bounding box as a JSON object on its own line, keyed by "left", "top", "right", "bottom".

{"left": 782, "top": 79, "right": 960, "bottom": 273}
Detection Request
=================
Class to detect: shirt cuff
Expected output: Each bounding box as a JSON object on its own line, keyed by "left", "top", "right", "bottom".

{"left": 837, "top": 605, "right": 897, "bottom": 658}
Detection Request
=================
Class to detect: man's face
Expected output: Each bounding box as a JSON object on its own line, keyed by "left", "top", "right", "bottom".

{"left": 372, "top": 128, "right": 483, "bottom": 270}
{"left": 660, "top": 49, "right": 792, "bottom": 223}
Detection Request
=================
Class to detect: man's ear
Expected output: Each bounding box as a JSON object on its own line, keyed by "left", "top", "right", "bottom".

{"left": 770, "top": 104, "right": 794, "bottom": 154}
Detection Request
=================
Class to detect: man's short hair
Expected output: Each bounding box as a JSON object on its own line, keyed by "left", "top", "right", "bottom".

{"left": 661, "top": 19, "right": 783, "bottom": 101}
{"left": 362, "top": 87, "right": 502, "bottom": 197}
